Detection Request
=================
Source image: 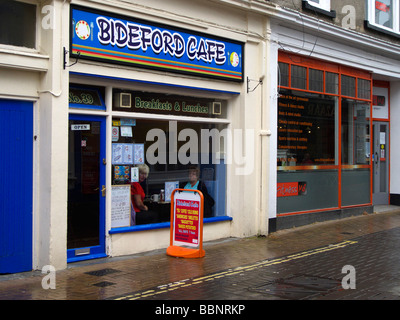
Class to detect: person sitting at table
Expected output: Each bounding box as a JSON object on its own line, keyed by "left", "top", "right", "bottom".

{"left": 180, "top": 165, "right": 215, "bottom": 218}
{"left": 131, "top": 164, "right": 158, "bottom": 225}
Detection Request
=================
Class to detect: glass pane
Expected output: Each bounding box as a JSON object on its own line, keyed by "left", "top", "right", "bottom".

{"left": 380, "top": 124, "right": 387, "bottom": 192}
{"left": 307, "top": 0, "right": 330, "bottom": 11}
{"left": 291, "top": 65, "right": 307, "bottom": 90}
{"left": 326, "top": 72, "right": 338, "bottom": 94}
{"left": 68, "top": 120, "right": 101, "bottom": 249}
{"left": 278, "top": 62, "right": 289, "bottom": 87}
{"left": 277, "top": 90, "right": 337, "bottom": 167}
{"left": 341, "top": 99, "right": 370, "bottom": 165}
{"left": 358, "top": 79, "right": 371, "bottom": 100}
{"left": 341, "top": 75, "right": 356, "bottom": 97}
{"left": 341, "top": 169, "right": 371, "bottom": 206}
{"left": 309, "top": 69, "right": 323, "bottom": 92}
{"left": 111, "top": 118, "right": 227, "bottom": 223}
{"left": 0, "top": 0, "right": 36, "bottom": 48}
{"left": 375, "top": 0, "right": 393, "bottom": 29}
{"left": 277, "top": 170, "right": 338, "bottom": 214}
{"left": 341, "top": 98, "right": 371, "bottom": 206}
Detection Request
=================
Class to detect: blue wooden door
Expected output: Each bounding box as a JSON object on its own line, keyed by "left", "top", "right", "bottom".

{"left": 0, "top": 100, "right": 33, "bottom": 273}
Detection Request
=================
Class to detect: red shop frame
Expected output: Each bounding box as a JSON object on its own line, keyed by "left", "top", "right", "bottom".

{"left": 277, "top": 51, "right": 373, "bottom": 216}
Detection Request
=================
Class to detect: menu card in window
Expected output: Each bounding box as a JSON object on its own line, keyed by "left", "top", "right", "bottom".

{"left": 111, "top": 185, "right": 131, "bottom": 228}
{"left": 112, "top": 143, "right": 134, "bottom": 165}
{"left": 133, "top": 144, "right": 144, "bottom": 164}
{"left": 165, "top": 181, "right": 179, "bottom": 202}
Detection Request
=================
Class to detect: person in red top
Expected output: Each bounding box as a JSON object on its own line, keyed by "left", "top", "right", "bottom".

{"left": 131, "top": 164, "right": 158, "bottom": 225}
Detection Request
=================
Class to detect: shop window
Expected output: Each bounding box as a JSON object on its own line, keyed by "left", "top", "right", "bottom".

{"left": 278, "top": 89, "right": 337, "bottom": 168}
{"left": 111, "top": 116, "right": 227, "bottom": 226}
{"left": 0, "top": 1, "right": 36, "bottom": 48}
{"left": 341, "top": 99, "right": 371, "bottom": 206}
{"left": 291, "top": 65, "right": 307, "bottom": 90}
{"left": 277, "top": 91, "right": 339, "bottom": 213}
{"left": 341, "top": 75, "right": 356, "bottom": 97}
{"left": 367, "top": 0, "right": 400, "bottom": 36}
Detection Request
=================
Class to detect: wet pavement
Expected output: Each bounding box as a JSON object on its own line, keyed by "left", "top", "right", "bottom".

{"left": 1, "top": 205, "right": 400, "bottom": 303}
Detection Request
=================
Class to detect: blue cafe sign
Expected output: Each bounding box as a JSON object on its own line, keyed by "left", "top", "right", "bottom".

{"left": 70, "top": 6, "right": 244, "bottom": 82}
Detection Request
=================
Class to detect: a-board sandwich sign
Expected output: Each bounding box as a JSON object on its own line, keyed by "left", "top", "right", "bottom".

{"left": 167, "top": 189, "right": 205, "bottom": 258}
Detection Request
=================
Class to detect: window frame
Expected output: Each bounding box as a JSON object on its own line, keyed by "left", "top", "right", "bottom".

{"left": 277, "top": 51, "right": 373, "bottom": 173}
{"left": 367, "top": 0, "right": 400, "bottom": 36}
{"left": 277, "top": 51, "right": 374, "bottom": 214}
{"left": 0, "top": 0, "right": 38, "bottom": 50}
{"left": 302, "top": 0, "right": 336, "bottom": 17}
{"left": 305, "top": 0, "right": 331, "bottom": 12}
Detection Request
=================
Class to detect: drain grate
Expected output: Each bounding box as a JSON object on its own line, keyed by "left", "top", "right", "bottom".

{"left": 92, "top": 281, "right": 116, "bottom": 287}
{"left": 85, "top": 268, "right": 121, "bottom": 277}
{"left": 250, "top": 274, "right": 341, "bottom": 300}
{"left": 284, "top": 275, "right": 340, "bottom": 291}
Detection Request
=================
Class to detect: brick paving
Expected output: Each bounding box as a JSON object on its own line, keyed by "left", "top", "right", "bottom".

{"left": 1, "top": 206, "right": 400, "bottom": 301}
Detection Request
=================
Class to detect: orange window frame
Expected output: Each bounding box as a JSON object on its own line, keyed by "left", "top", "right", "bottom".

{"left": 277, "top": 51, "right": 373, "bottom": 213}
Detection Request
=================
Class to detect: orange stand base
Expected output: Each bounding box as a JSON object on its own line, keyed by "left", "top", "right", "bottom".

{"left": 166, "top": 245, "right": 205, "bottom": 258}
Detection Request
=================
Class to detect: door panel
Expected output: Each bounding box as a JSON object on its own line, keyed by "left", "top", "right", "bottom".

{"left": 67, "top": 115, "right": 106, "bottom": 262}
{"left": 373, "top": 122, "right": 389, "bottom": 205}
{"left": 0, "top": 100, "right": 33, "bottom": 273}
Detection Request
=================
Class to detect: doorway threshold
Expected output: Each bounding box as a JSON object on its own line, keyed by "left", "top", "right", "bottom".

{"left": 373, "top": 205, "right": 400, "bottom": 214}
{"left": 67, "top": 253, "right": 108, "bottom": 264}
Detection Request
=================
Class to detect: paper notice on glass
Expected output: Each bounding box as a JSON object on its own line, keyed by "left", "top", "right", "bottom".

{"left": 112, "top": 143, "right": 134, "bottom": 164}
{"left": 131, "top": 167, "right": 139, "bottom": 182}
{"left": 133, "top": 144, "right": 145, "bottom": 164}
{"left": 123, "top": 144, "right": 133, "bottom": 164}
{"left": 112, "top": 126, "right": 119, "bottom": 142}
{"left": 380, "top": 132, "right": 386, "bottom": 145}
{"left": 165, "top": 181, "right": 179, "bottom": 202}
{"left": 121, "top": 126, "right": 133, "bottom": 137}
{"left": 111, "top": 185, "right": 131, "bottom": 228}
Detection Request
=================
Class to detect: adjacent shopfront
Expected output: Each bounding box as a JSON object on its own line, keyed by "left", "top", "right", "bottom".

{"left": 271, "top": 45, "right": 395, "bottom": 229}
{"left": 266, "top": 0, "right": 400, "bottom": 232}
{"left": 275, "top": 51, "right": 375, "bottom": 227}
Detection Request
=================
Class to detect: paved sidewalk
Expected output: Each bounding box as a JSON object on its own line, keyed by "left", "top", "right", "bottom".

{"left": 1, "top": 205, "right": 400, "bottom": 300}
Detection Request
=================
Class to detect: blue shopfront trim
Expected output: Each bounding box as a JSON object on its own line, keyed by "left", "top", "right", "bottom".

{"left": 69, "top": 71, "right": 240, "bottom": 96}
{"left": 108, "top": 216, "right": 232, "bottom": 235}
{"left": 69, "top": 86, "right": 106, "bottom": 110}
{"left": 67, "top": 253, "right": 108, "bottom": 263}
